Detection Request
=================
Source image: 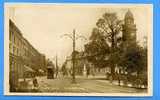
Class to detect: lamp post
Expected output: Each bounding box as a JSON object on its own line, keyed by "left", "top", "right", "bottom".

{"left": 55, "top": 54, "right": 58, "bottom": 78}
{"left": 72, "top": 29, "right": 76, "bottom": 83}
{"left": 61, "top": 29, "right": 86, "bottom": 83}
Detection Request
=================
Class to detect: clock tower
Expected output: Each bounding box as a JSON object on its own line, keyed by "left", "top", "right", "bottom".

{"left": 122, "top": 10, "right": 137, "bottom": 45}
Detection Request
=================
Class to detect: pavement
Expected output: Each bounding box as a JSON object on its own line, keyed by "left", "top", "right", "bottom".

{"left": 36, "top": 75, "right": 147, "bottom": 93}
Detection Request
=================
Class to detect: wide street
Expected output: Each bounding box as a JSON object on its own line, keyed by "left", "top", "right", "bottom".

{"left": 35, "top": 75, "right": 147, "bottom": 93}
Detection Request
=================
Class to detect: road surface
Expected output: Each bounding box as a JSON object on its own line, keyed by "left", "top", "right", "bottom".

{"left": 36, "top": 76, "right": 147, "bottom": 93}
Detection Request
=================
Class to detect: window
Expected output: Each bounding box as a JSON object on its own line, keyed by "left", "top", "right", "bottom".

{"left": 17, "top": 38, "right": 19, "bottom": 46}
{"left": 17, "top": 49, "right": 19, "bottom": 56}
{"left": 9, "top": 43, "right": 12, "bottom": 53}
{"left": 9, "top": 32, "right": 11, "bottom": 41}
{"left": 13, "top": 35, "right": 15, "bottom": 44}
{"left": 13, "top": 47, "right": 16, "bottom": 55}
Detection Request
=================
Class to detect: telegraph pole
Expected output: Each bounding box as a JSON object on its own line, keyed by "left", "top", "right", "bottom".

{"left": 55, "top": 54, "right": 58, "bottom": 78}
{"left": 72, "top": 29, "right": 76, "bottom": 83}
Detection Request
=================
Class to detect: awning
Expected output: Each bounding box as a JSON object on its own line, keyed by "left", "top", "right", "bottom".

{"left": 24, "top": 65, "right": 35, "bottom": 72}
{"left": 47, "top": 66, "right": 54, "bottom": 69}
{"left": 38, "top": 69, "right": 44, "bottom": 73}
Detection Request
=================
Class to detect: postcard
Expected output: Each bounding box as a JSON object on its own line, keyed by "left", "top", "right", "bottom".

{"left": 4, "top": 3, "right": 153, "bottom": 96}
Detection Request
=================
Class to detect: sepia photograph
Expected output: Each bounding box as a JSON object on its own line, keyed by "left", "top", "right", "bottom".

{"left": 4, "top": 3, "right": 153, "bottom": 96}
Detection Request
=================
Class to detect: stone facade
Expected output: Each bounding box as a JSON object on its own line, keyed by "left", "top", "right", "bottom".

{"left": 9, "top": 19, "right": 46, "bottom": 91}
{"left": 65, "top": 51, "right": 86, "bottom": 75}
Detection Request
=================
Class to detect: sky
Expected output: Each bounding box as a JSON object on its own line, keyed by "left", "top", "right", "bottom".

{"left": 7, "top": 4, "right": 152, "bottom": 66}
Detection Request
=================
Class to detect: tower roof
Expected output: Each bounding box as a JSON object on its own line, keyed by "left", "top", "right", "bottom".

{"left": 125, "top": 10, "right": 134, "bottom": 19}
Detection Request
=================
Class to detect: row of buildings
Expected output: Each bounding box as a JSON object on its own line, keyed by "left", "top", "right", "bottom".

{"left": 9, "top": 19, "right": 46, "bottom": 91}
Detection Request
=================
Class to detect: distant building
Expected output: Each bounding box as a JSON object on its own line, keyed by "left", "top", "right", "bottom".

{"left": 65, "top": 51, "right": 87, "bottom": 75}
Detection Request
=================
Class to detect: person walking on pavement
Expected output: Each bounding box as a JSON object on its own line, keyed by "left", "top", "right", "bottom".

{"left": 86, "top": 67, "right": 90, "bottom": 78}
{"left": 32, "top": 75, "right": 39, "bottom": 90}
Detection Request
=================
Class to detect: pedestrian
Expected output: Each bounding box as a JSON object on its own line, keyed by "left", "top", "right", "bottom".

{"left": 86, "top": 68, "right": 90, "bottom": 78}
{"left": 55, "top": 68, "right": 59, "bottom": 78}
{"left": 32, "top": 75, "right": 39, "bottom": 89}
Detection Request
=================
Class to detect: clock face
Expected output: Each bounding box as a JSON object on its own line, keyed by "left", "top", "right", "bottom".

{"left": 126, "top": 19, "right": 133, "bottom": 25}
{"left": 128, "top": 19, "right": 131, "bottom": 24}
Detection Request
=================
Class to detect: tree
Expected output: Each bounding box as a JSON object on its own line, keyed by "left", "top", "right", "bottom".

{"left": 85, "top": 28, "right": 110, "bottom": 68}
{"left": 118, "top": 43, "right": 147, "bottom": 87}
{"left": 95, "top": 12, "right": 123, "bottom": 78}
{"left": 119, "top": 43, "right": 146, "bottom": 74}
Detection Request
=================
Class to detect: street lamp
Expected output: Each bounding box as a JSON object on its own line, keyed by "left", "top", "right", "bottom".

{"left": 61, "top": 29, "right": 86, "bottom": 83}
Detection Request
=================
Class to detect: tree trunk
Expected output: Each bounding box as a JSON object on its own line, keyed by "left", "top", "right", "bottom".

{"left": 111, "top": 64, "right": 115, "bottom": 80}
{"left": 111, "top": 31, "right": 116, "bottom": 80}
